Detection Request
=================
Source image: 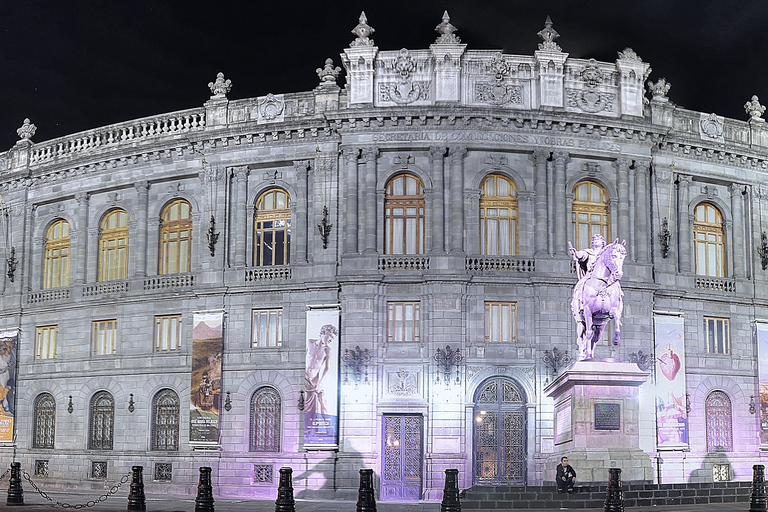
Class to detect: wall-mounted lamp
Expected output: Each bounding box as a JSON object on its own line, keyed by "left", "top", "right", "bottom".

{"left": 750, "top": 395, "right": 757, "bottom": 415}
{"left": 128, "top": 393, "right": 135, "bottom": 413}
{"left": 434, "top": 345, "right": 463, "bottom": 386}
{"left": 342, "top": 346, "right": 372, "bottom": 384}
{"left": 658, "top": 217, "right": 672, "bottom": 259}
{"left": 542, "top": 347, "right": 572, "bottom": 383}
{"left": 206, "top": 215, "right": 220, "bottom": 257}
{"left": 224, "top": 391, "right": 232, "bottom": 412}
{"left": 298, "top": 390, "right": 305, "bottom": 411}
{"left": 67, "top": 396, "right": 73, "bottom": 414}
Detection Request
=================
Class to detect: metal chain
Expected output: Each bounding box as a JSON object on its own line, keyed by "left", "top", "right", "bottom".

{"left": 22, "top": 470, "right": 131, "bottom": 509}
{"left": 0, "top": 467, "right": 10, "bottom": 481}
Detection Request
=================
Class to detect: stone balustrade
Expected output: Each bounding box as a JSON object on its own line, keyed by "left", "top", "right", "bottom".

{"left": 466, "top": 256, "right": 535, "bottom": 272}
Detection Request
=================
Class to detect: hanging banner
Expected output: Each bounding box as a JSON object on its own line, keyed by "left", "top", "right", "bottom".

{"left": 0, "top": 331, "right": 17, "bottom": 443}
{"left": 304, "top": 309, "right": 340, "bottom": 448}
{"left": 654, "top": 314, "right": 688, "bottom": 448}
{"left": 757, "top": 322, "right": 768, "bottom": 445}
{"left": 190, "top": 312, "right": 223, "bottom": 446}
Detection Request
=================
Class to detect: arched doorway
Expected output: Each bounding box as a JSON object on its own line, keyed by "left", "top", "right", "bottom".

{"left": 473, "top": 377, "right": 527, "bottom": 485}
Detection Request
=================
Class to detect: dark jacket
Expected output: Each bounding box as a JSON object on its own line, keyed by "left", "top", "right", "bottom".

{"left": 556, "top": 463, "right": 576, "bottom": 481}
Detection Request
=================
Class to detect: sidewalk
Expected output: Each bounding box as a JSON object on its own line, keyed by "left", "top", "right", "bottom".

{"left": 0, "top": 491, "right": 754, "bottom": 512}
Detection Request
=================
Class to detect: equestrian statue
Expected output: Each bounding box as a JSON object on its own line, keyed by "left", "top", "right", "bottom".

{"left": 569, "top": 233, "right": 627, "bottom": 361}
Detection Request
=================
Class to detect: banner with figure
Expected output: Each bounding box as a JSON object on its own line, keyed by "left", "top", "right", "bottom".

{"left": 757, "top": 322, "right": 768, "bottom": 445}
{"left": 190, "top": 312, "right": 223, "bottom": 445}
{"left": 0, "top": 330, "right": 17, "bottom": 443}
{"left": 304, "top": 309, "right": 340, "bottom": 449}
{"left": 654, "top": 314, "right": 688, "bottom": 448}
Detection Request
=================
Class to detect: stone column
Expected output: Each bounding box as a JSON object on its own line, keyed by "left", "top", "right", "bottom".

{"left": 449, "top": 146, "right": 467, "bottom": 253}
{"left": 553, "top": 151, "right": 569, "bottom": 256}
{"left": 532, "top": 150, "right": 549, "bottom": 256}
{"left": 342, "top": 149, "right": 359, "bottom": 254}
{"left": 634, "top": 160, "right": 650, "bottom": 263}
{"left": 294, "top": 161, "right": 310, "bottom": 264}
{"left": 730, "top": 184, "right": 745, "bottom": 278}
{"left": 677, "top": 175, "right": 692, "bottom": 273}
{"left": 133, "top": 182, "right": 148, "bottom": 277}
{"left": 361, "top": 147, "right": 378, "bottom": 254}
{"left": 429, "top": 146, "right": 446, "bottom": 253}
{"left": 231, "top": 167, "right": 249, "bottom": 266}
{"left": 75, "top": 193, "right": 89, "bottom": 284}
{"left": 616, "top": 157, "right": 631, "bottom": 245}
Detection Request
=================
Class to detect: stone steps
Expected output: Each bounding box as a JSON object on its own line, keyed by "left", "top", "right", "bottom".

{"left": 461, "top": 482, "right": 752, "bottom": 509}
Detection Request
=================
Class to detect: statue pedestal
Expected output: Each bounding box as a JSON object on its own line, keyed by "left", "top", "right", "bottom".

{"left": 544, "top": 360, "right": 653, "bottom": 484}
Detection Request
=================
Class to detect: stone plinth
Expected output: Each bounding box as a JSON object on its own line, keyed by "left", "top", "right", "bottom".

{"left": 544, "top": 360, "right": 653, "bottom": 484}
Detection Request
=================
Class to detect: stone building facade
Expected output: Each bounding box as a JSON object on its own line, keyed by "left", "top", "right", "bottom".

{"left": 0, "top": 12, "right": 766, "bottom": 500}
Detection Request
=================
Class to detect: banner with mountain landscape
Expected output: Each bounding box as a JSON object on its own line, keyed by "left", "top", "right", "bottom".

{"left": 757, "top": 322, "right": 768, "bottom": 445}
{"left": 190, "top": 312, "right": 223, "bottom": 446}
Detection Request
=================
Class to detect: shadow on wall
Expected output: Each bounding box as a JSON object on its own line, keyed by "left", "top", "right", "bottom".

{"left": 688, "top": 451, "right": 731, "bottom": 483}
{"left": 293, "top": 447, "right": 368, "bottom": 500}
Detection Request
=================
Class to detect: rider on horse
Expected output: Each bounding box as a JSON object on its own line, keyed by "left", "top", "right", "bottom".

{"left": 570, "top": 233, "right": 606, "bottom": 283}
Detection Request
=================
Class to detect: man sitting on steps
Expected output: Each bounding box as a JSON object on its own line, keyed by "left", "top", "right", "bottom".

{"left": 556, "top": 456, "right": 577, "bottom": 493}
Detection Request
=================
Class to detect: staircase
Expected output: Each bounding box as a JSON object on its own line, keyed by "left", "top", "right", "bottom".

{"left": 461, "top": 481, "right": 752, "bottom": 509}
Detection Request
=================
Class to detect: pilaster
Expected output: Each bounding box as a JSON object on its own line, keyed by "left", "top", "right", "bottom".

{"left": 532, "top": 151, "right": 549, "bottom": 256}
{"left": 449, "top": 147, "right": 467, "bottom": 253}
{"left": 553, "top": 151, "right": 569, "bottom": 256}
{"left": 677, "top": 175, "right": 692, "bottom": 273}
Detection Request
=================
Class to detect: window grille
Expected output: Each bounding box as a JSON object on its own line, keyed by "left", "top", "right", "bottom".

{"left": 35, "top": 326, "right": 57, "bottom": 360}
{"left": 706, "top": 391, "right": 733, "bottom": 452}
{"left": 92, "top": 320, "right": 117, "bottom": 356}
{"left": 250, "top": 387, "right": 281, "bottom": 452}
{"left": 480, "top": 175, "right": 518, "bottom": 256}
{"left": 159, "top": 200, "right": 193, "bottom": 274}
{"left": 252, "top": 309, "right": 283, "bottom": 347}
{"left": 151, "top": 389, "right": 180, "bottom": 451}
{"left": 88, "top": 391, "right": 114, "bottom": 450}
{"left": 154, "top": 315, "right": 182, "bottom": 352}
{"left": 32, "top": 393, "right": 56, "bottom": 449}
{"left": 91, "top": 461, "right": 108, "bottom": 479}
{"left": 485, "top": 302, "right": 517, "bottom": 343}
{"left": 385, "top": 174, "right": 425, "bottom": 255}
{"left": 43, "top": 219, "right": 70, "bottom": 289}
{"left": 254, "top": 189, "right": 292, "bottom": 266}
{"left": 98, "top": 209, "right": 129, "bottom": 281}
{"left": 387, "top": 302, "right": 420, "bottom": 343}
{"left": 254, "top": 464, "right": 274, "bottom": 483}
{"left": 34, "top": 460, "right": 49, "bottom": 477}
{"left": 154, "top": 463, "right": 172, "bottom": 482}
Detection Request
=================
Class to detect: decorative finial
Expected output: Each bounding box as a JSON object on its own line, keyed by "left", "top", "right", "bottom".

{"left": 745, "top": 95, "right": 766, "bottom": 121}
{"left": 617, "top": 48, "right": 642, "bottom": 62}
{"left": 208, "top": 72, "right": 232, "bottom": 99}
{"left": 16, "top": 118, "right": 36, "bottom": 141}
{"left": 434, "top": 10, "right": 460, "bottom": 44}
{"left": 350, "top": 11, "right": 375, "bottom": 47}
{"left": 316, "top": 58, "right": 342, "bottom": 85}
{"left": 647, "top": 78, "right": 671, "bottom": 102}
{"left": 537, "top": 16, "right": 561, "bottom": 51}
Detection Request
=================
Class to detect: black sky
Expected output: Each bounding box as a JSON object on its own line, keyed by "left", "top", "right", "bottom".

{"left": 2, "top": 1, "right": 766, "bottom": 150}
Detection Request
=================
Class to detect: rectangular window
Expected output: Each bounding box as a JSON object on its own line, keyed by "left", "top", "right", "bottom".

{"left": 704, "top": 317, "right": 730, "bottom": 354}
{"left": 485, "top": 302, "right": 517, "bottom": 343}
{"left": 387, "top": 302, "right": 420, "bottom": 343}
{"left": 252, "top": 309, "right": 283, "bottom": 347}
{"left": 92, "top": 320, "right": 117, "bottom": 356}
{"left": 154, "top": 315, "right": 182, "bottom": 352}
{"left": 35, "top": 325, "right": 58, "bottom": 360}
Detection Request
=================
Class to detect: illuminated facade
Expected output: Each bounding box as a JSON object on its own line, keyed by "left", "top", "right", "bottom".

{"left": 0, "top": 12, "right": 767, "bottom": 500}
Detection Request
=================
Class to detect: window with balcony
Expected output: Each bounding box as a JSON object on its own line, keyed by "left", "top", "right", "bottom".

{"left": 480, "top": 175, "right": 518, "bottom": 256}
{"left": 571, "top": 181, "right": 610, "bottom": 250}
{"left": 159, "top": 200, "right": 192, "bottom": 274}
{"left": 694, "top": 203, "right": 725, "bottom": 277}
{"left": 98, "top": 209, "right": 129, "bottom": 281}
{"left": 254, "top": 189, "right": 291, "bottom": 266}
{"left": 43, "top": 219, "right": 70, "bottom": 289}
{"left": 385, "top": 174, "right": 425, "bottom": 255}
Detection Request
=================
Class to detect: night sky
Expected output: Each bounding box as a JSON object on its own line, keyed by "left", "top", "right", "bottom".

{"left": 2, "top": 1, "right": 766, "bottom": 150}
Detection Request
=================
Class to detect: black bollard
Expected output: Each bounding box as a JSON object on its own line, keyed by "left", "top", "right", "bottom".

{"left": 127, "top": 465, "right": 146, "bottom": 511}
{"left": 603, "top": 467, "right": 624, "bottom": 512}
{"left": 195, "top": 466, "right": 215, "bottom": 512}
{"left": 441, "top": 469, "right": 461, "bottom": 512}
{"left": 275, "top": 467, "right": 296, "bottom": 512}
{"left": 6, "top": 462, "right": 23, "bottom": 506}
{"left": 751, "top": 464, "right": 767, "bottom": 512}
{"left": 356, "top": 468, "right": 377, "bottom": 512}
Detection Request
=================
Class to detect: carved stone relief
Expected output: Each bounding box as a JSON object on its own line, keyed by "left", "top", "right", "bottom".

{"left": 387, "top": 368, "right": 420, "bottom": 396}
{"left": 378, "top": 49, "right": 431, "bottom": 105}
{"left": 699, "top": 113, "right": 724, "bottom": 142}
{"left": 257, "top": 94, "right": 285, "bottom": 123}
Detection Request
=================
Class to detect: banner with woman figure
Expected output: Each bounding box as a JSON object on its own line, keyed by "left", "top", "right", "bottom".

{"left": 304, "top": 309, "right": 339, "bottom": 449}
{"left": 654, "top": 314, "right": 688, "bottom": 448}
{"left": 190, "top": 312, "right": 223, "bottom": 445}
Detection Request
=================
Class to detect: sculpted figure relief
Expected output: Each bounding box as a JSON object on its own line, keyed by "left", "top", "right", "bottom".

{"left": 569, "top": 234, "right": 626, "bottom": 361}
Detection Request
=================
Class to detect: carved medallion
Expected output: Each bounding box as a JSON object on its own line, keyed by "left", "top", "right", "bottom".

{"left": 259, "top": 94, "right": 285, "bottom": 122}
{"left": 699, "top": 113, "right": 724, "bottom": 140}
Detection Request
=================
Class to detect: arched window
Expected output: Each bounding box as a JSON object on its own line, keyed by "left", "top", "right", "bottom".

{"left": 43, "top": 220, "right": 70, "bottom": 289}
{"left": 706, "top": 391, "right": 733, "bottom": 452}
{"left": 89, "top": 391, "right": 114, "bottom": 450}
{"left": 151, "top": 389, "right": 179, "bottom": 451}
{"left": 480, "top": 175, "right": 518, "bottom": 256}
{"left": 250, "top": 387, "right": 281, "bottom": 452}
{"left": 385, "top": 174, "right": 425, "bottom": 254}
{"left": 159, "top": 200, "right": 192, "bottom": 274}
{"left": 694, "top": 203, "right": 725, "bottom": 277}
{"left": 571, "top": 181, "right": 610, "bottom": 250}
{"left": 254, "top": 190, "right": 291, "bottom": 266}
{"left": 32, "top": 393, "right": 55, "bottom": 449}
{"left": 98, "top": 209, "right": 129, "bottom": 281}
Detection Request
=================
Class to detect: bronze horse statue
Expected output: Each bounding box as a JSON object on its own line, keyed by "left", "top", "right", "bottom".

{"left": 570, "top": 239, "right": 626, "bottom": 361}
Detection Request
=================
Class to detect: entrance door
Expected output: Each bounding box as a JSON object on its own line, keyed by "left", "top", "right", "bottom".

{"left": 381, "top": 414, "right": 422, "bottom": 500}
{"left": 473, "top": 377, "right": 527, "bottom": 485}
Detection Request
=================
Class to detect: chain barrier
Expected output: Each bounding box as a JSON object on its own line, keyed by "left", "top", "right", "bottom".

{"left": 0, "top": 467, "right": 10, "bottom": 482}
{"left": 21, "top": 470, "right": 131, "bottom": 509}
